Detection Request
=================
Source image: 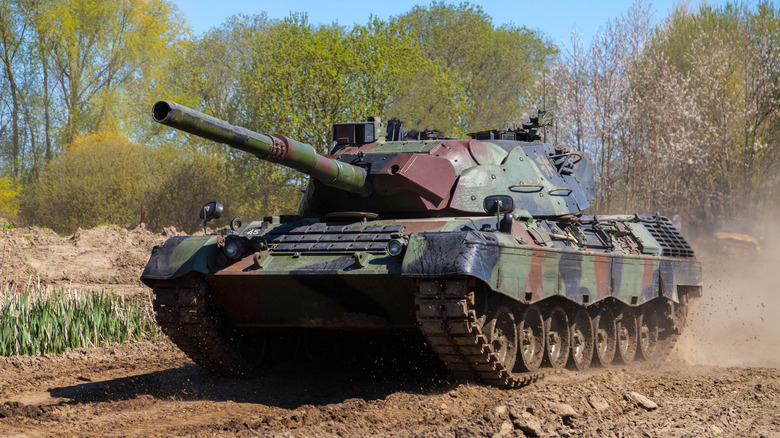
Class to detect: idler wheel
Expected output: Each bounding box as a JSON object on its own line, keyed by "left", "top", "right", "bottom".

{"left": 615, "top": 309, "right": 638, "bottom": 363}
{"left": 484, "top": 305, "right": 518, "bottom": 372}
{"left": 544, "top": 306, "right": 570, "bottom": 369}
{"left": 567, "top": 309, "right": 594, "bottom": 371}
{"left": 516, "top": 305, "right": 545, "bottom": 372}
{"left": 638, "top": 305, "right": 660, "bottom": 361}
{"left": 592, "top": 307, "right": 616, "bottom": 366}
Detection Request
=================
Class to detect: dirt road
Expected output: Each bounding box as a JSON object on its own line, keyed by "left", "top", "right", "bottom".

{"left": 1, "top": 224, "right": 778, "bottom": 437}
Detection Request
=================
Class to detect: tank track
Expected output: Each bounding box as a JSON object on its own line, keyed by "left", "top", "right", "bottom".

{"left": 415, "top": 279, "right": 687, "bottom": 387}
{"left": 151, "top": 276, "right": 255, "bottom": 377}
{"left": 415, "top": 280, "right": 550, "bottom": 387}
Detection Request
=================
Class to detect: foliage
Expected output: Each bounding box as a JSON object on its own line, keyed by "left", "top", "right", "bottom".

{"left": 0, "top": 0, "right": 187, "bottom": 179}
{"left": 144, "top": 145, "right": 236, "bottom": 234}
{"left": 0, "top": 285, "right": 159, "bottom": 356}
{"left": 4, "top": 1, "right": 779, "bottom": 233}
{"left": 0, "top": 176, "right": 17, "bottom": 218}
{"left": 394, "top": 2, "right": 557, "bottom": 135}
{"left": 167, "top": 13, "right": 446, "bottom": 218}
{"left": 633, "top": 2, "right": 780, "bottom": 220}
{"left": 17, "top": 131, "right": 239, "bottom": 234}
{"left": 551, "top": 2, "right": 654, "bottom": 212}
{"left": 18, "top": 131, "right": 148, "bottom": 233}
{"left": 232, "top": 14, "right": 422, "bottom": 149}
{"left": 550, "top": 1, "right": 779, "bottom": 223}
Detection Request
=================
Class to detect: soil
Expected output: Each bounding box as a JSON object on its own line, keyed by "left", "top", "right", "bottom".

{"left": 0, "top": 224, "right": 173, "bottom": 295}
{"left": 1, "top": 222, "right": 779, "bottom": 437}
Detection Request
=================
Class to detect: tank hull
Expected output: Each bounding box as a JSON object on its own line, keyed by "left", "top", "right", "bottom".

{"left": 142, "top": 215, "right": 701, "bottom": 385}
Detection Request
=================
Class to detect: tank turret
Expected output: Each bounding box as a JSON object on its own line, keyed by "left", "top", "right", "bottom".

{"left": 153, "top": 100, "right": 595, "bottom": 218}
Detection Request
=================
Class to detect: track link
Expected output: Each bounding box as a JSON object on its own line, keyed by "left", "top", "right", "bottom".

{"left": 151, "top": 276, "right": 255, "bottom": 378}
{"left": 415, "top": 280, "right": 552, "bottom": 388}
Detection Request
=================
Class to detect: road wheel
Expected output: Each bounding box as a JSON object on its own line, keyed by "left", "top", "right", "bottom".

{"left": 615, "top": 309, "right": 638, "bottom": 363}
{"left": 638, "top": 305, "right": 660, "bottom": 361}
{"left": 544, "top": 306, "right": 570, "bottom": 369}
{"left": 516, "top": 305, "right": 545, "bottom": 372}
{"left": 484, "top": 305, "right": 518, "bottom": 373}
{"left": 592, "top": 307, "right": 616, "bottom": 366}
{"left": 567, "top": 309, "right": 594, "bottom": 370}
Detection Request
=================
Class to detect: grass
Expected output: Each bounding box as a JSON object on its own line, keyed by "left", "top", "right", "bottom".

{"left": 0, "top": 284, "right": 160, "bottom": 356}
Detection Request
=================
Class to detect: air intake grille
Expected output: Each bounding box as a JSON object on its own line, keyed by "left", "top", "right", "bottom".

{"left": 267, "top": 224, "right": 404, "bottom": 253}
{"left": 641, "top": 217, "right": 695, "bottom": 258}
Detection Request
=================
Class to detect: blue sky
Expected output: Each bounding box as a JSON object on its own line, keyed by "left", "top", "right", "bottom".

{"left": 171, "top": 0, "right": 733, "bottom": 46}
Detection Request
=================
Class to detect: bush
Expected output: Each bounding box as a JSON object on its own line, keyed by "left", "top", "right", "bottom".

{"left": 18, "top": 131, "right": 244, "bottom": 234}
{"left": 18, "top": 132, "right": 147, "bottom": 233}
{"left": 144, "top": 145, "right": 236, "bottom": 234}
{"left": 0, "top": 177, "right": 18, "bottom": 220}
{"left": 17, "top": 131, "right": 303, "bottom": 234}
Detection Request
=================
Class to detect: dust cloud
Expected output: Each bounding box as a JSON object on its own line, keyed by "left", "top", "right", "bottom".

{"left": 675, "top": 218, "right": 780, "bottom": 367}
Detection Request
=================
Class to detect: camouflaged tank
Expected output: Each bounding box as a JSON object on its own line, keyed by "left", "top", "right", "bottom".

{"left": 141, "top": 101, "right": 702, "bottom": 387}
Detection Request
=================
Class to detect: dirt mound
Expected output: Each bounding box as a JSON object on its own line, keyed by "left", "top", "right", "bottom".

{"left": 0, "top": 222, "right": 173, "bottom": 291}
{"left": 0, "top": 401, "right": 52, "bottom": 420}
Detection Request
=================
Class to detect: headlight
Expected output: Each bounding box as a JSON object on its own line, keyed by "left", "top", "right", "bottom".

{"left": 387, "top": 239, "right": 405, "bottom": 256}
{"left": 224, "top": 240, "right": 243, "bottom": 259}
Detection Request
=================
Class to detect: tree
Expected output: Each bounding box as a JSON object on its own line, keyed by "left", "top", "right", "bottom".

{"left": 170, "top": 14, "right": 439, "bottom": 218}
{"left": 29, "top": 0, "right": 186, "bottom": 145}
{"left": 395, "top": 2, "right": 557, "bottom": 134}
{"left": 550, "top": 1, "right": 779, "bottom": 223}
{"left": 631, "top": 2, "right": 780, "bottom": 219}
{"left": 235, "top": 14, "right": 425, "bottom": 148}
{"left": 0, "top": 0, "right": 26, "bottom": 177}
{"left": 551, "top": 31, "right": 589, "bottom": 156}
{"left": 0, "top": 0, "right": 187, "bottom": 182}
{"left": 550, "top": 1, "right": 655, "bottom": 213}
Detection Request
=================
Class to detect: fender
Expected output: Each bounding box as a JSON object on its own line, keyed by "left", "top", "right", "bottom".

{"left": 140, "top": 235, "right": 217, "bottom": 284}
{"left": 402, "top": 231, "right": 500, "bottom": 287}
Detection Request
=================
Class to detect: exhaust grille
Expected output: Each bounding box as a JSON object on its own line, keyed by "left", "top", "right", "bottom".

{"left": 641, "top": 216, "right": 695, "bottom": 258}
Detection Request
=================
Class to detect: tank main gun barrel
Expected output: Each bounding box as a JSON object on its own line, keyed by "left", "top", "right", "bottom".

{"left": 152, "top": 100, "right": 369, "bottom": 194}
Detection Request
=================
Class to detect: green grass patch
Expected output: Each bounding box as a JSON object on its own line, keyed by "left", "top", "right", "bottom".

{"left": 0, "top": 285, "right": 160, "bottom": 356}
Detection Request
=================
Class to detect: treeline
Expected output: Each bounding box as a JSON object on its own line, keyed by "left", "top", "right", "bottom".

{"left": 0, "top": 0, "right": 777, "bottom": 233}
{"left": 550, "top": 2, "right": 780, "bottom": 227}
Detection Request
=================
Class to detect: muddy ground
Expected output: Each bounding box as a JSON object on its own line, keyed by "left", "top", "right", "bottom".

{"left": 1, "top": 223, "right": 779, "bottom": 437}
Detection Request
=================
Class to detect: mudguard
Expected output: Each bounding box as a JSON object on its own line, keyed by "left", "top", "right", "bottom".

{"left": 140, "top": 235, "right": 217, "bottom": 283}
{"left": 403, "top": 231, "right": 500, "bottom": 287}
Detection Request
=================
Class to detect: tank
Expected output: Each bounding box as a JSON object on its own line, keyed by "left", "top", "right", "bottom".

{"left": 141, "top": 101, "right": 702, "bottom": 387}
